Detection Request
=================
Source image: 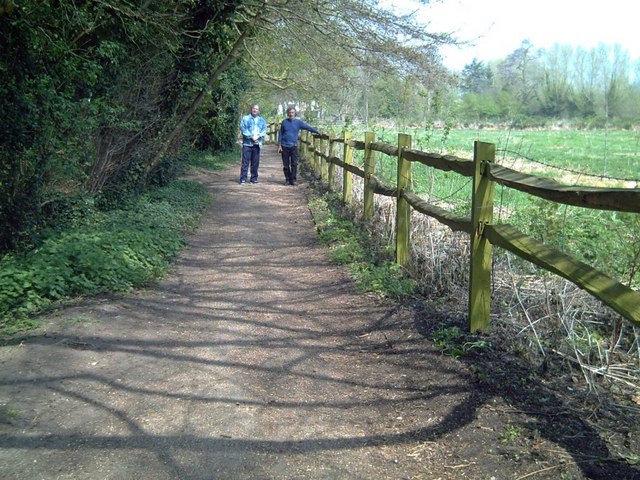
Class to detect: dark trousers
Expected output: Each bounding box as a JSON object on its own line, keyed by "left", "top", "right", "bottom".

{"left": 281, "top": 145, "right": 299, "bottom": 183}
{"left": 240, "top": 145, "right": 260, "bottom": 182}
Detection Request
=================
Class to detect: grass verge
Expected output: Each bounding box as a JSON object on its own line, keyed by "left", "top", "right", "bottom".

{"left": 306, "top": 190, "right": 416, "bottom": 300}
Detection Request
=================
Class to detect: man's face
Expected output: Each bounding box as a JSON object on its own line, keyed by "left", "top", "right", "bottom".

{"left": 251, "top": 105, "right": 260, "bottom": 116}
{"left": 287, "top": 109, "right": 296, "bottom": 119}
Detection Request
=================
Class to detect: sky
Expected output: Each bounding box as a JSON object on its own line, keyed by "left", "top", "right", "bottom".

{"left": 382, "top": 0, "right": 639, "bottom": 71}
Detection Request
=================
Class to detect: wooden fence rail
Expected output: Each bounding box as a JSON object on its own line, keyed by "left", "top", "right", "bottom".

{"left": 268, "top": 125, "right": 640, "bottom": 331}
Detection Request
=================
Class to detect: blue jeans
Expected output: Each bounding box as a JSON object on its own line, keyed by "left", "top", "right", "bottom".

{"left": 240, "top": 145, "right": 260, "bottom": 182}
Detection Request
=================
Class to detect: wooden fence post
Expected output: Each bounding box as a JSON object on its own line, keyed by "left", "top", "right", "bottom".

{"left": 469, "top": 141, "right": 496, "bottom": 332}
{"left": 313, "top": 134, "right": 320, "bottom": 173}
{"left": 396, "top": 133, "right": 412, "bottom": 267}
{"left": 364, "top": 132, "right": 376, "bottom": 220}
{"left": 300, "top": 130, "right": 307, "bottom": 159}
{"left": 327, "top": 131, "right": 336, "bottom": 191}
{"left": 343, "top": 131, "right": 353, "bottom": 205}
{"left": 321, "top": 135, "right": 328, "bottom": 182}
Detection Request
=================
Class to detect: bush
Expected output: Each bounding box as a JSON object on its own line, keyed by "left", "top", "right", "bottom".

{"left": 0, "top": 180, "right": 210, "bottom": 336}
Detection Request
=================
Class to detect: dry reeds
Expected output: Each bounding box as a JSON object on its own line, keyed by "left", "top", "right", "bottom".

{"left": 322, "top": 167, "right": 640, "bottom": 397}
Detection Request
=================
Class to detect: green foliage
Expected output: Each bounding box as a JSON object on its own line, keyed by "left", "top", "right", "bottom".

{"left": 191, "top": 63, "right": 249, "bottom": 151}
{"left": 0, "top": 404, "right": 20, "bottom": 425}
{"left": 0, "top": 0, "right": 245, "bottom": 254}
{"left": 456, "top": 93, "right": 503, "bottom": 121}
{"left": 188, "top": 147, "right": 242, "bottom": 172}
{"left": 315, "top": 215, "right": 366, "bottom": 265}
{"left": 430, "top": 325, "right": 492, "bottom": 357}
{"left": 0, "top": 0, "right": 138, "bottom": 250}
{"left": 430, "top": 326, "right": 465, "bottom": 357}
{"left": 0, "top": 180, "right": 210, "bottom": 337}
{"left": 500, "top": 424, "right": 524, "bottom": 444}
{"left": 350, "top": 261, "right": 416, "bottom": 299}
{"left": 307, "top": 193, "right": 416, "bottom": 300}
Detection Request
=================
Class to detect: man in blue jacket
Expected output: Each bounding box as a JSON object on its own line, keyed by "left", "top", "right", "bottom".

{"left": 239, "top": 104, "right": 267, "bottom": 184}
{"left": 277, "top": 107, "right": 319, "bottom": 186}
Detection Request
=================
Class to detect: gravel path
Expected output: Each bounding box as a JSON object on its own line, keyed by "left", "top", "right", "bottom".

{"left": 1, "top": 146, "right": 636, "bottom": 479}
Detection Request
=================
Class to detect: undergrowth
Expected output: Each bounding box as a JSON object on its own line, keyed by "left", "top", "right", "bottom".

{"left": 187, "top": 147, "right": 241, "bottom": 172}
{"left": 307, "top": 191, "right": 416, "bottom": 300}
{"left": 0, "top": 172, "right": 212, "bottom": 338}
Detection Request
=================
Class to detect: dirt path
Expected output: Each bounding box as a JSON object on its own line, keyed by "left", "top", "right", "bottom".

{"left": 1, "top": 147, "right": 638, "bottom": 479}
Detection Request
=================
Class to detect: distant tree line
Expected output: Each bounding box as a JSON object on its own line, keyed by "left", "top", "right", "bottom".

{"left": 455, "top": 41, "right": 640, "bottom": 127}
{"left": 281, "top": 40, "right": 640, "bottom": 129}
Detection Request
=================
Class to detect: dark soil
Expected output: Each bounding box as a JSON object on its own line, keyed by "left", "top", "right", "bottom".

{"left": 1, "top": 146, "right": 638, "bottom": 479}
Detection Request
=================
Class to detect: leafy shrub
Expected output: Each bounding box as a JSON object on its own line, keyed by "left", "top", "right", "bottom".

{"left": 0, "top": 180, "right": 210, "bottom": 336}
{"left": 350, "top": 261, "right": 416, "bottom": 299}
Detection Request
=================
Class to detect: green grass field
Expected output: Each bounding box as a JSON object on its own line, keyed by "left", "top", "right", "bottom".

{"left": 332, "top": 126, "right": 640, "bottom": 287}
{"left": 344, "top": 126, "right": 640, "bottom": 180}
{"left": 407, "top": 127, "right": 640, "bottom": 181}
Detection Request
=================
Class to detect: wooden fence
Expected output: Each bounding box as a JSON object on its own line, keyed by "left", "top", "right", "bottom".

{"left": 268, "top": 125, "right": 640, "bottom": 332}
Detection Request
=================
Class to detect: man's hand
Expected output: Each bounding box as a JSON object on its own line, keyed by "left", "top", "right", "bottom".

{"left": 277, "top": 145, "right": 282, "bottom": 153}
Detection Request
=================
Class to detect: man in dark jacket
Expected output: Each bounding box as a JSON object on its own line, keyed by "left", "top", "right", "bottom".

{"left": 277, "top": 107, "right": 319, "bottom": 186}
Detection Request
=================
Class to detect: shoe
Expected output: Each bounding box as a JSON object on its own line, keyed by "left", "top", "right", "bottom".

{"left": 250, "top": 180, "right": 259, "bottom": 184}
{"left": 239, "top": 180, "right": 246, "bottom": 184}
{"left": 290, "top": 180, "right": 297, "bottom": 186}
{"left": 284, "top": 180, "right": 291, "bottom": 185}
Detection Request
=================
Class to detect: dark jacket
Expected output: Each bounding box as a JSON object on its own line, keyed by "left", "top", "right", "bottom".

{"left": 278, "top": 118, "right": 319, "bottom": 147}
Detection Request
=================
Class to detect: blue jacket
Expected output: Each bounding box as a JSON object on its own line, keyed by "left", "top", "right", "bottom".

{"left": 278, "top": 118, "right": 319, "bottom": 147}
{"left": 240, "top": 114, "right": 267, "bottom": 147}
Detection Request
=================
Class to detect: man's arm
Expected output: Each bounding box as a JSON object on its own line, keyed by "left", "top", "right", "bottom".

{"left": 240, "top": 117, "right": 252, "bottom": 138}
{"left": 300, "top": 120, "right": 319, "bottom": 135}
{"left": 277, "top": 121, "right": 284, "bottom": 152}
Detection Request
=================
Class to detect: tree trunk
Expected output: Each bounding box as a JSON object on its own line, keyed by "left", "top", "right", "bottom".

{"left": 145, "top": 5, "right": 265, "bottom": 175}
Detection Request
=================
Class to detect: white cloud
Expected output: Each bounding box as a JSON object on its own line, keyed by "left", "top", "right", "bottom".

{"left": 382, "top": 0, "right": 640, "bottom": 70}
